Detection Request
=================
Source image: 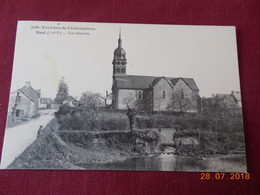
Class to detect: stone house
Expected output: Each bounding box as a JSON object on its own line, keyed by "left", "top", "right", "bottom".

{"left": 211, "top": 91, "right": 241, "bottom": 109}
{"left": 7, "top": 82, "right": 40, "bottom": 125}
{"left": 39, "top": 97, "right": 52, "bottom": 109}
{"left": 111, "top": 33, "right": 201, "bottom": 113}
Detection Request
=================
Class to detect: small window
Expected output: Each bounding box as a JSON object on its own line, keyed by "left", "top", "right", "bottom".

{"left": 116, "top": 61, "right": 120, "bottom": 65}
{"left": 121, "top": 68, "right": 125, "bottom": 73}
{"left": 116, "top": 68, "right": 120, "bottom": 73}
{"left": 16, "top": 109, "right": 20, "bottom": 117}
{"left": 121, "top": 62, "right": 125, "bottom": 65}
{"left": 17, "top": 96, "right": 21, "bottom": 103}
{"left": 162, "top": 90, "right": 166, "bottom": 99}
{"left": 137, "top": 90, "right": 143, "bottom": 100}
{"left": 180, "top": 90, "right": 185, "bottom": 99}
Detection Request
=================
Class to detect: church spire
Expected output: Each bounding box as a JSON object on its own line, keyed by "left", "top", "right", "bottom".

{"left": 113, "top": 28, "right": 127, "bottom": 77}
{"left": 118, "top": 28, "right": 122, "bottom": 47}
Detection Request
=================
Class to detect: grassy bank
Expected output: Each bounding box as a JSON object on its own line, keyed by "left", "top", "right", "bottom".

{"left": 8, "top": 119, "right": 160, "bottom": 169}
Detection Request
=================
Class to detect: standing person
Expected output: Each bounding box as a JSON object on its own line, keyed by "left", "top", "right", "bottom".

{"left": 37, "top": 126, "right": 44, "bottom": 137}
{"left": 127, "top": 108, "right": 136, "bottom": 131}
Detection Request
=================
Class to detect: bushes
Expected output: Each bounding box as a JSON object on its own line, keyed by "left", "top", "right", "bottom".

{"left": 136, "top": 115, "right": 176, "bottom": 129}
{"left": 173, "top": 129, "right": 245, "bottom": 155}
{"left": 59, "top": 110, "right": 129, "bottom": 131}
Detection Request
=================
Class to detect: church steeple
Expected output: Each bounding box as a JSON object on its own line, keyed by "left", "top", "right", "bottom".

{"left": 118, "top": 28, "right": 122, "bottom": 47}
{"left": 112, "top": 29, "right": 127, "bottom": 77}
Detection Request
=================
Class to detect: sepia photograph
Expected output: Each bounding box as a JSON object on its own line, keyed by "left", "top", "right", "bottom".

{"left": 0, "top": 21, "right": 246, "bottom": 172}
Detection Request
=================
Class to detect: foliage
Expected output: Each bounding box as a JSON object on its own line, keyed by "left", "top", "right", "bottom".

{"left": 172, "top": 96, "right": 244, "bottom": 155}
{"left": 135, "top": 115, "right": 176, "bottom": 129}
{"left": 167, "top": 89, "right": 196, "bottom": 114}
{"left": 59, "top": 109, "right": 129, "bottom": 131}
{"left": 79, "top": 91, "right": 105, "bottom": 110}
{"left": 54, "top": 77, "right": 69, "bottom": 104}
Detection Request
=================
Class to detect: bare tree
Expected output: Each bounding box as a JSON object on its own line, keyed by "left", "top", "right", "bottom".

{"left": 79, "top": 91, "right": 104, "bottom": 110}
{"left": 167, "top": 89, "right": 193, "bottom": 115}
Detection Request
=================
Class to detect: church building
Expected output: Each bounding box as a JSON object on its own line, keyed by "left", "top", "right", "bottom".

{"left": 111, "top": 33, "right": 201, "bottom": 113}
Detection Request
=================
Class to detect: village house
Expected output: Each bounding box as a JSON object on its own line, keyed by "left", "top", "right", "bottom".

{"left": 63, "top": 95, "right": 79, "bottom": 107}
{"left": 39, "top": 97, "right": 53, "bottom": 109}
{"left": 212, "top": 91, "right": 242, "bottom": 110}
{"left": 111, "top": 33, "right": 201, "bottom": 113}
{"left": 7, "top": 82, "right": 40, "bottom": 125}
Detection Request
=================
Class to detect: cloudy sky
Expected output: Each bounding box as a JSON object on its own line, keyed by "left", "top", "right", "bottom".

{"left": 10, "top": 21, "right": 241, "bottom": 99}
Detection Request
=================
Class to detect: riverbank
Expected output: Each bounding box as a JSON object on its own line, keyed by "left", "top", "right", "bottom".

{"left": 6, "top": 117, "right": 246, "bottom": 172}
{"left": 7, "top": 120, "right": 159, "bottom": 169}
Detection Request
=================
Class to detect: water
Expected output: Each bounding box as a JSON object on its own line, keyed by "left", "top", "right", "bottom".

{"left": 79, "top": 154, "right": 208, "bottom": 171}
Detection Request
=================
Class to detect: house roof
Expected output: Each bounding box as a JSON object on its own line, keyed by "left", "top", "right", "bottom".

{"left": 106, "top": 93, "right": 113, "bottom": 100}
{"left": 115, "top": 75, "right": 199, "bottom": 91}
{"left": 20, "top": 86, "right": 40, "bottom": 102}
{"left": 63, "top": 95, "right": 77, "bottom": 102}
{"left": 232, "top": 92, "right": 241, "bottom": 102}
{"left": 215, "top": 92, "right": 241, "bottom": 104}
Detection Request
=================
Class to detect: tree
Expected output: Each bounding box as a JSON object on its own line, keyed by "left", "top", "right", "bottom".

{"left": 79, "top": 91, "right": 104, "bottom": 110}
{"left": 167, "top": 89, "right": 194, "bottom": 115}
{"left": 54, "top": 77, "right": 69, "bottom": 104}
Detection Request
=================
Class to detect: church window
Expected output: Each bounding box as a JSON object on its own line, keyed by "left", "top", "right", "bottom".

{"left": 137, "top": 90, "right": 143, "bottom": 100}
{"left": 116, "top": 68, "right": 120, "bottom": 73}
{"left": 121, "top": 68, "right": 125, "bottom": 73}
{"left": 162, "top": 90, "right": 166, "bottom": 99}
{"left": 180, "top": 90, "right": 185, "bottom": 99}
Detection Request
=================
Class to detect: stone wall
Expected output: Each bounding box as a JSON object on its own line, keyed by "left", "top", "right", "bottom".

{"left": 173, "top": 79, "right": 199, "bottom": 113}
{"left": 116, "top": 78, "right": 200, "bottom": 113}
{"left": 117, "top": 89, "right": 148, "bottom": 110}
{"left": 57, "top": 130, "right": 160, "bottom": 154}
{"left": 153, "top": 78, "right": 173, "bottom": 111}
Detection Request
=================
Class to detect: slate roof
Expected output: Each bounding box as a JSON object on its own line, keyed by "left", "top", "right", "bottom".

{"left": 115, "top": 75, "right": 199, "bottom": 91}
{"left": 20, "top": 86, "right": 40, "bottom": 102}
{"left": 232, "top": 92, "right": 241, "bottom": 102}
{"left": 64, "top": 95, "right": 77, "bottom": 102}
{"left": 215, "top": 92, "right": 241, "bottom": 104}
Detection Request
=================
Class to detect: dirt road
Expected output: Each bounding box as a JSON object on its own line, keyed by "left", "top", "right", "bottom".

{"left": 0, "top": 109, "right": 56, "bottom": 169}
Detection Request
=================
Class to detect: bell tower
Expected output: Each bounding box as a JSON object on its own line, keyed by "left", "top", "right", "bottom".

{"left": 112, "top": 30, "right": 127, "bottom": 77}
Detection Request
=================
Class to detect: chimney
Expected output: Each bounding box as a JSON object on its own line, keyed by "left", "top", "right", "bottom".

{"left": 25, "top": 82, "right": 31, "bottom": 88}
{"left": 106, "top": 90, "right": 108, "bottom": 97}
{"left": 231, "top": 91, "right": 234, "bottom": 95}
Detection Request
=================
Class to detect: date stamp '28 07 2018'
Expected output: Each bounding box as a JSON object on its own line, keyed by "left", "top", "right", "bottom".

{"left": 200, "top": 173, "right": 250, "bottom": 180}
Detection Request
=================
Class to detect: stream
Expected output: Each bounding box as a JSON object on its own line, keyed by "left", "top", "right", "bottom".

{"left": 79, "top": 147, "right": 208, "bottom": 171}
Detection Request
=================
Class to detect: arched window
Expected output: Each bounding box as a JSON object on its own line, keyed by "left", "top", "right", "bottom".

{"left": 180, "top": 90, "right": 185, "bottom": 99}
{"left": 162, "top": 90, "right": 166, "bottom": 99}
{"left": 137, "top": 90, "right": 143, "bottom": 100}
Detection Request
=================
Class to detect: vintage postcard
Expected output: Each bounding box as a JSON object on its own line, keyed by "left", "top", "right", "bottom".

{"left": 0, "top": 21, "right": 247, "bottom": 172}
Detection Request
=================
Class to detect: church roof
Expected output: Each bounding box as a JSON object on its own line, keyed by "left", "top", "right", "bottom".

{"left": 115, "top": 75, "right": 199, "bottom": 91}
{"left": 114, "top": 47, "right": 126, "bottom": 56}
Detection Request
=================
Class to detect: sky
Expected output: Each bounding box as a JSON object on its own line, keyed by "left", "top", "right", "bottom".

{"left": 10, "top": 21, "right": 241, "bottom": 99}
